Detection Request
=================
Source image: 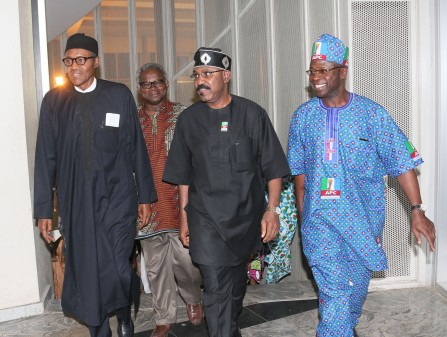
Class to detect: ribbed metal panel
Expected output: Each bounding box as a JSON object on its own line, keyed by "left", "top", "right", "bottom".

{"left": 203, "top": 1, "right": 231, "bottom": 45}
{"left": 352, "top": 1, "right": 413, "bottom": 278}
{"left": 307, "top": 0, "right": 336, "bottom": 42}
{"left": 237, "top": 0, "right": 269, "bottom": 110}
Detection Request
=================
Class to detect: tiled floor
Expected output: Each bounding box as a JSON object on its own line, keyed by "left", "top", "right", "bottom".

{"left": 1, "top": 280, "right": 447, "bottom": 336}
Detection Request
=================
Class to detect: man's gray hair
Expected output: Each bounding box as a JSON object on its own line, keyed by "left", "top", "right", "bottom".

{"left": 136, "top": 63, "right": 168, "bottom": 85}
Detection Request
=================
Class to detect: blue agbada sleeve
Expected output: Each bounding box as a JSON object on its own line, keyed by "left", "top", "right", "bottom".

{"left": 372, "top": 105, "right": 423, "bottom": 178}
{"left": 287, "top": 105, "right": 306, "bottom": 176}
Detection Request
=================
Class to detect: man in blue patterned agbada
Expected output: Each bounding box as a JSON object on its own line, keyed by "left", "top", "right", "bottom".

{"left": 287, "top": 33, "right": 436, "bottom": 337}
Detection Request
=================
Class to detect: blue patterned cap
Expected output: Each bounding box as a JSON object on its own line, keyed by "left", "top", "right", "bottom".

{"left": 311, "top": 34, "right": 349, "bottom": 66}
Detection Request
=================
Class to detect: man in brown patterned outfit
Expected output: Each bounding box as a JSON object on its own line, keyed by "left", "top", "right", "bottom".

{"left": 136, "top": 63, "right": 203, "bottom": 337}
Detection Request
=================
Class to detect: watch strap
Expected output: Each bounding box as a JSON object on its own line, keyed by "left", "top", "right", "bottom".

{"left": 410, "top": 204, "right": 426, "bottom": 212}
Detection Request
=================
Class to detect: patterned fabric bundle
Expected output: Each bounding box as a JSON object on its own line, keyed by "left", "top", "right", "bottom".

{"left": 264, "top": 177, "right": 298, "bottom": 284}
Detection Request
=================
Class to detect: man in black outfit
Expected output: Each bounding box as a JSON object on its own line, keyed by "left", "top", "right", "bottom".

{"left": 34, "top": 33, "right": 157, "bottom": 337}
{"left": 163, "top": 47, "right": 290, "bottom": 337}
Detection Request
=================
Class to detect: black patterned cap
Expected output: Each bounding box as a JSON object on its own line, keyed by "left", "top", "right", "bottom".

{"left": 65, "top": 33, "right": 98, "bottom": 55}
{"left": 193, "top": 47, "right": 231, "bottom": 70}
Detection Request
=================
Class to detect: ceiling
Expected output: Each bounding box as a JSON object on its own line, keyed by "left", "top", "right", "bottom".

{"left": 45, "top": 0, "right": 100, "bottom": 41}
{"left": 44, "top": 0, "right": 197, "bottom": 43}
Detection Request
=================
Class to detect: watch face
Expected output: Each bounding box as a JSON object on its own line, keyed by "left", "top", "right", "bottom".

{"left": 267, "top": 206, "right": 281, "bottom": 215}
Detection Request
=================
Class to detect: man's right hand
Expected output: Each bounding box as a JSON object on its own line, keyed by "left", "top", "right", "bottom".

{"left": 178, "top": 185, "right": 190, "bottom": 247}
{"left": 38, "top": 218, "right": 54, "bottom": 244}
{"left": 179, "top": 218, "right": 190, "bottom": 247}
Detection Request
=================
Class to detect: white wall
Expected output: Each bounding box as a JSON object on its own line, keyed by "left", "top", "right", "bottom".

{"left": 436, "top": 0, "right": 447, "bottom": 290}
{"left": 407, "top": 0, "right": 437, "bottom": 285}
{"left": 0, "top": 0, "right": 51, "bottom": 321}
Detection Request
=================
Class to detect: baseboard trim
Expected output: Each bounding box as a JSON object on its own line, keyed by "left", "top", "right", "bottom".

{"left": 0, "top": 285, "right": 52, "bottom": 323}
{"left": 435, "top": 282, "right": 447, "bottom": 300}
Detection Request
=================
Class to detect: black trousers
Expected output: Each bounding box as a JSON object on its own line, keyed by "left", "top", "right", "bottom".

{"left": 198, "top": 262, "right": 247, "bottom": 337}
{"left": 87, "top": 306, "right": 131, "bottom": 337}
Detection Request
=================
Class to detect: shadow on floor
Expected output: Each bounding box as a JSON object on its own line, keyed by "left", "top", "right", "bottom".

{"left": 135, "top": 299, "right": 319, "bottom": 337}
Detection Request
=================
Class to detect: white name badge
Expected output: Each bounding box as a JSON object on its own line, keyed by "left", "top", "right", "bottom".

{"left": 105, "top": 113, "right": 120, "bottom": 127}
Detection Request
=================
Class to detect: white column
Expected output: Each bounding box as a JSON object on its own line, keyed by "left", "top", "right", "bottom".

{"left": 0, "top": 0, "right": 52, "bottom": 322}
{"left": 436, "top": 0, "right": 447, "bottom": 293}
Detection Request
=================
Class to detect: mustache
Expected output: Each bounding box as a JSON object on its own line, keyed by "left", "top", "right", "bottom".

{"left": 196, "top": 84, "right": 210, "bottom": 91}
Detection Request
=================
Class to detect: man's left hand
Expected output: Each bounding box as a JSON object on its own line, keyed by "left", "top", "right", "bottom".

{"left": 411, "top": 210, "right": 436, "bottom": 252}
{"left": 261, "top": 211, "right": 280, "bottom": 243}
{"left": 137, "top": 203, "right": 152, "bottom": 229}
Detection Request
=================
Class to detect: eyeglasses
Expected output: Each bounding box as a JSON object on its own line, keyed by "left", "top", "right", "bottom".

{"left": 306, "top": 66, "right": 344, "bottom": 76}
{"left": 62, "top": 56, "right": 96, "bottom": 67}
{"left": 138, "top": 80, "right": 166, "bottom": 89}
{"left": 189, "top": 70, "right": 225, "bottom": 79}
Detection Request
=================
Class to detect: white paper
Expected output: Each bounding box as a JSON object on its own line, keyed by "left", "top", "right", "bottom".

{"left": 105, "top": 113, "right": 120, "bottom": 127}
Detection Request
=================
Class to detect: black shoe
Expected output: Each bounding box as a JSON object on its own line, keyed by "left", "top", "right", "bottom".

{"left": 232, "top": 327, "right": 242, "bottom": 337}
{"left": 117, "top": 318, "right": 134, "bottom": 337}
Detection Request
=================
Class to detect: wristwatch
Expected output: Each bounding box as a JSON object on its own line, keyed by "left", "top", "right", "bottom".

{"left": 410, "top": 204, "right": 427, "bottom": 213}
{"left": 266, "top": 206, "right": 281, "bottom": 215}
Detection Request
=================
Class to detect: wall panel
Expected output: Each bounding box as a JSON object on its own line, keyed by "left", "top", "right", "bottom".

{"left": 237, "top": 0, "right": 269, "bottom": 111}
{"left": 351, "top": 1, "right": 413, "bottom": 279}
